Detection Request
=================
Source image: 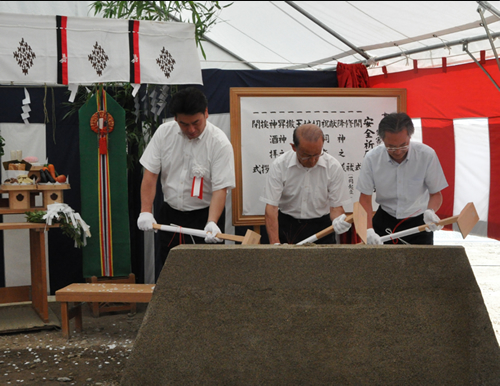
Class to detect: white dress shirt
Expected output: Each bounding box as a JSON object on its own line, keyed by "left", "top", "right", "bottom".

{"left": 356, "top": 141, "right": 448, "bottom": 219}
{"left": 140, "top": 120, "right": 235, "bottom": 211}
{"left": 260, "top": 150, "right": 351, "bottom": 219}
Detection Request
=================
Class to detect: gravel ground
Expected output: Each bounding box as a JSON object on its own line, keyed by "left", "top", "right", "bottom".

{"left": 0, "top": 303, "right": 147, "bottom": 385}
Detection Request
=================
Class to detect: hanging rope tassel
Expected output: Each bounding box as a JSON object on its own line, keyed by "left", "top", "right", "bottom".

{"left": 168, "top": 227, "right": 184, "bottom": 247}
{"left": 91, "top": 87, "right": 115, "bottom": 276}
{"left": 387, "top": 210, "right": 420, "bottom": 244}
{"left": 99, "top": 134, "right": 108, "bottom": 155}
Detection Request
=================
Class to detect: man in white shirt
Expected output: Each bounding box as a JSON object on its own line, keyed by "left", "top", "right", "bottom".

{"left": 356, "top": 112, "right": 448, "bottom": 245}
{"left": 260, "top": 124, "right": 352, "bottom": 244}
{"left": 137, "top": 87, "right": 235, "bottom": 276}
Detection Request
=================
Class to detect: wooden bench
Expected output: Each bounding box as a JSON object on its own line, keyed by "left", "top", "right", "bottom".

{"left": 55, "top": 283, "right": 155, "bottom": 339}
{"left": 86, "top": 273, "right": 138, "bottom": 317}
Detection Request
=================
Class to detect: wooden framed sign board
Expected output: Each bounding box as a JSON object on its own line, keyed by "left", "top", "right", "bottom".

{"left": 230, "top": 87, "right": 407, "bottom": 227}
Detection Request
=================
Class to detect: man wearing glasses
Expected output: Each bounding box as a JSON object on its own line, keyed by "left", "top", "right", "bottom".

{"left": 356, "top": 112, "right": 448, "bottom": 245}
{"left": 260, "top": 124, "right": 351, "bottom": 244}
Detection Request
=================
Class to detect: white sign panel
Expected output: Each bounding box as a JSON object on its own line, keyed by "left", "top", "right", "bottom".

{"left": 230, "top": 88, "right": 406, "bottom": 226}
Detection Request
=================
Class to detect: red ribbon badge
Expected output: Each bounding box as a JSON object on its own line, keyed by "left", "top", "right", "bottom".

{"left": 191, "top": 176, "right": 203, "bottom": 199}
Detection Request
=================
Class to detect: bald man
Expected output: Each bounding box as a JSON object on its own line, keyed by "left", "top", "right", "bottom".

{"left": 260, "top": 124, "right": 352, "bottom": 244}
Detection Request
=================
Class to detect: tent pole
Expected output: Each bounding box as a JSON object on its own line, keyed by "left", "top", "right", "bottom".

{"left": 287, "top": 30, "right": 500, "bottom": 71}
{"left": 477, "top": 3, "right": 500, "bottom": 72}
{"left": 477, "top": 1, "right": 500, "bottom": 18}
{"left": 284, "top": 1, "right": 371, "bottom": 61}
{"left": 371, "top": 32, "right": 500, "bottom": 62}
{"left": 198, "top": 35, "right": 260, "bottom": 70}
{"left": 463, "top": 42, "right": 500, "bottom": 93}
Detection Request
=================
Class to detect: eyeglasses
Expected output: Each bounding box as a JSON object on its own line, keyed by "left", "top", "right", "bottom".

{"left": 297, "top": 151, "right": 324, "bottom": 161}
{"left": 385, "top": 145, "right": 409, "bottom": 152}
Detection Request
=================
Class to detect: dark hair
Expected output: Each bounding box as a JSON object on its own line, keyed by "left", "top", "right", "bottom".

{"left": 293, "top": 124, "right": 324, "bottom": 147}
{"left": 169, "top": 87, "right": 208, "bottom": 116}
{"left": 378, "top": 112, "right": 414, "bottom": 139}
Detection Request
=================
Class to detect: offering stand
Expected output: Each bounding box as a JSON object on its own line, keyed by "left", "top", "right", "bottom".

{"left": 0, "top": 182, "right": 70, "bottom": 323}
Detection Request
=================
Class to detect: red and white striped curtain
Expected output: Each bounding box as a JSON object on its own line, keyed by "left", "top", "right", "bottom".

{"left": 370, "top": 58, "right": 500, "bottom": 240}
{"left": 412, "top": 117, "right": 497, "bottom": 237}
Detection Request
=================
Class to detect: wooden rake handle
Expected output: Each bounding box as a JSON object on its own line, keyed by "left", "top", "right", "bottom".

{"left": 415, "top": 215, "right": 459, "bottom": 233}
{"left": 379, "top": 202, "right": 478, "bottom": 243}
{"left": 152, "top": 223, "right": 244, "bottom": 242}
{"left": 315, "top": 214, "right": 354, "bottom": 239}
{"left": 295, "top": 201, "right": 367, "bottom": 245}
{"left": 152, "top": 223, "right": 261, "bottom": 244}
{"left": 296, "top": 214, "right": 354, "bottom": 246}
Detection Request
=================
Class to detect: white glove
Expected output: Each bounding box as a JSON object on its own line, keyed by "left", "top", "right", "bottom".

{"left": 204, "top": 221, "right": 223, "bottom": 243}
{"left": 366, "top": 228, "right": 383, "bottom": 245}
{"left": 423, "top": 209, "right": 443, "bottom": 232}
{"left": 332, "top": 214, "right": 351, "bottom": 235}
{"left": 137, "top": 212, "right": 157, "bottom": 231}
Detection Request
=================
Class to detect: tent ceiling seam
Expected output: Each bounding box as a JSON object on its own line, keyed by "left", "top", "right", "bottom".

{"left": 365, "top": 31, "right": 500, "bottom": 64}
{"left": 346, "top": 1, "right": 412, "bottom": 41}
{"left": 200, "top": 34, "right": 259, "bottom": 70}
{"left": 357, "top": 15, "right": 499, "bottom": 53}
{"left": 144, "top": 1, "right": 259, "bottom": 70}
{"left": 284, "top": 30, "right": 500, "bottom": 71}
{"left": 284, "top": 0, "right": 370, "bottom": 60}
{"left": 207, "top": 5, "right": 299, "bottom": 68}
{"left": 270, "top": 1, "right": 348, "bottom": 53}
{"left": 280, "top": 10, "right": 499, "bottom": 71}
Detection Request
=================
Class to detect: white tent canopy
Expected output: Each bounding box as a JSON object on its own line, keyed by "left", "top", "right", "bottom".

{"left": 2, "top": 1, "right": 500, "bottom": 76}
{"left": 198, "top": 1, "right": 500, "bottom": 76}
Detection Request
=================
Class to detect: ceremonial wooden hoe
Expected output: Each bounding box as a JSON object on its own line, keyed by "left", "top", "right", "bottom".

{"left": 296, "top": 202, "right": 368, "bottom": 245}
{"left": 152, "top": 223, "right": 261, "bottom": 245}
{"left": 379, "top": 202, "right": 479, "bottom": 243}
